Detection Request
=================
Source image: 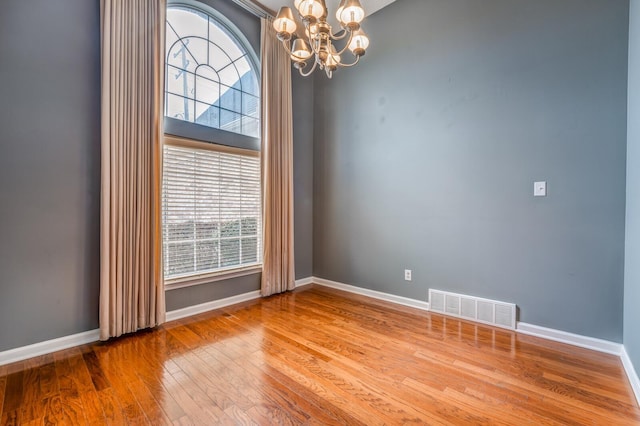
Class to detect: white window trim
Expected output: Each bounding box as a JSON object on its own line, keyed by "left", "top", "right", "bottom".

{"left": 164, "top": 134, "right": 260, "bottom": 157}
{"left": 163, "top": 134, "right": 262, "bottom": 290}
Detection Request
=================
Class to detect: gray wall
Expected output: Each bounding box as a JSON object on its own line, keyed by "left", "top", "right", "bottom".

{"left": 313, "top": 0, "right": 629, "bottom": 341}
{"left": 293, "top": 72, "right": 314, "bottom": 279}
{"left": 0, "top": 0, "right": 101, "bottom": 351}
{"left": 625, "top": 0, "right": 640, "bottom": 371}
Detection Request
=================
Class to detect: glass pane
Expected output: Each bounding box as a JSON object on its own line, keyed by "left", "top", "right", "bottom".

{"left": 241, "top": 237, "right": 258, "bottom": 263}
{"left": 197, "top": 66, "right": 219, "bottom": 82}
{"left": 241, "top": 217, "right": 258, "bottom": 236}
{"left": 209, "top": 43, "right": 232, "bottom": 71}
{"left": 234, "top": 56, "right": 252, "bottom": 83}
{"left": 166, "top": 93, "right": 195, "bottom": 122}
{"left": 166, "top": 221, "right": 194, "bottom": 241}
{"left": 220, "top": 110, "right": 242, "bottom": 134}
{"left": 166, "top": 40, "right": 198, "bottom": 73}
{"left": 242, "top": 93, "right": 259, "bottom": 118}
{"left": 220, "top": 86, "right": 241, "bottom": 113}
{"left": 196, "top": 240, "right": 219, "bottom": 271}
{"left": 195, "top": 101, "right": 219, "bottom": 128}
{"left": 165, "top": 242, "right": 195, "bottom": 276}
{"left": 209, "top": 21, "right": 244, "bottom": 61}
{"left": 220, "top": 219, "right": 240, "bottom": 237}
{"left": 196, "top": 221, "right": 219, "bottom": 239}
{"left": 195, "top": 75, "right": 220, "bottom": 106}
{"left": 168, "top": 8, "right": 208, "bottom": 41}
{"left": 166, "top": 23, "right": 179, "bottom": 58}
{"left": 183, "top": 37, "right": 208, "bottom": 66}
{"left": 219, "top": 65, "right": 241, "bottom": 89}
{"left": 220, "top": 239, "right": 240, "bottom": 267}
{"left": 166, "top": 66, "right": 195, "bottom": 99}
{"left": 242, "top": 116, "right": 260, "bottom": 138}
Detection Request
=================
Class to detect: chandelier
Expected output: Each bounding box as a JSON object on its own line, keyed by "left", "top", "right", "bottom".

{"left": 273, "top": 0, "right": 370, "bottom": 78}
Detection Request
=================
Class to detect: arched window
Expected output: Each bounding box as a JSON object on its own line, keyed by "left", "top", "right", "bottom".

{"left": 163, "top": 4, "right": 262, "bottom": 285}
{"left": 165, "top": 5, "right": 259, "bottom": 137}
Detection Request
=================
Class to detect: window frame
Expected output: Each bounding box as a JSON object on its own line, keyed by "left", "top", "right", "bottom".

{"left": 165, "top": 1, "right": 261, "bottom": 142}
{"left": 163, "top": 135, "right": 262, "bottom": 290}
{"left": 163, "top": 2, "right": 262, "bottom": 289}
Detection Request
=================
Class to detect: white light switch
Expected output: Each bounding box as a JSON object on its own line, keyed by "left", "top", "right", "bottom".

{"left": 534, "top": 181, "right": 547, "bottom": 197}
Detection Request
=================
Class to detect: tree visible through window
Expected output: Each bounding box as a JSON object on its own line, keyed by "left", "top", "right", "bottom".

{"left": 163, "top": 5, "right": 261, "bottom": 282}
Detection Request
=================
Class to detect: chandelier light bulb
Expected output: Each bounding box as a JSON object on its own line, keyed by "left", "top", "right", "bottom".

{"left": 348, "top": 28, "right": 369, "bottom": 56}
{"left": 273, "top": 7, "right": 297, "bottom": 40}
{"left": 297, "top": 0, "right": 325, "bottom": 20}
{"left": 325, "top": 45, "right": 340, "bottom": 71}
{"left": 291, "top": 38, "right": 312, "bottom": 61}
{"left": 339, "top": 0, "right": 365, "bottom": 29}
{"left": 335, "top": 0, "right": 347, "bottom": 25}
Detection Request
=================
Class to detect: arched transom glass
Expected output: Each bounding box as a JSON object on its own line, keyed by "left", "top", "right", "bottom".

{"left": 165, "top": 6, "right": 259, "bottom": 137}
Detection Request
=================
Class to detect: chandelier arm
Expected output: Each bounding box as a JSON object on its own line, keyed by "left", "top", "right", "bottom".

{"left": 329, "top": 28, "right": 349, "bottom": 40}
{"left": 310, "top": 36, "right": 321, "bottom": 56}
{"left": 301, "top": 19, "right": 322, "bottom": 57}
{"left": 336, "top": 54, "right": 361, "bottom": 68}
{"left": 335, "top": 30, "right": 355, "bottom": 57}
{"left": 299, "top": 59, "right": 319, "bottom": 77}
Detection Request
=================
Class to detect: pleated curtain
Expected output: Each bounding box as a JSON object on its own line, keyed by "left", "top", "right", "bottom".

{"left": 260, "top": 17, "right": 296, "bottom": 297}
{"left": 100, "top": 0, "right": 166, "bottom": 340}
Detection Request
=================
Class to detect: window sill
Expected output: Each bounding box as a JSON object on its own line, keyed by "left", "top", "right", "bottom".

{"left": 165, "top": 264, "right": 262, "bottom": 291}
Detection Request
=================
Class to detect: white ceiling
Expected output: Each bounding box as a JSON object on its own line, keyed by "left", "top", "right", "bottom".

{"left": 257, "top": 0, "right": 397, "bottom": 28}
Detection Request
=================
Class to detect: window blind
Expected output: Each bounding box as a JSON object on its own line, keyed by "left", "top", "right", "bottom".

{"left": 162, "top": 144, "right": 261, "bottom": 279}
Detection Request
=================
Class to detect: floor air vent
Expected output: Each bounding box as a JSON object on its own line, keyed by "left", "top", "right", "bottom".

{"left": 428, "top": 289, "right": 516, "bottom": 330}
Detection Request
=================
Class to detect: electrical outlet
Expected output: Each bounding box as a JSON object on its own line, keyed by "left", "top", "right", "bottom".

{"left": 404, "top": 269, "right": 412, "bottom": 281}
{"left": 534, "top": 181, "right": 547, "bottom": 197}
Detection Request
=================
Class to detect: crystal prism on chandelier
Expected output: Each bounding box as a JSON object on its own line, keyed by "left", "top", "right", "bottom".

{"left": 273, "top": 0, "right": 370, "bottom": 78}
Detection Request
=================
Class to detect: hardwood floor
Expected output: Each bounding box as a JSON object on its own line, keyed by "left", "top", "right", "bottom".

{"left": 1, "top": 284, "right": 639, "bottom": 425}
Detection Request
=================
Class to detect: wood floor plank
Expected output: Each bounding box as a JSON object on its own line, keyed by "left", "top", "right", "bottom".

{"left": 82, "top": 350, "right": 110, "bottom": 392}
{"left": 1, "top": 371, "right": 23, "bottom": 426}
{"left": 0, "top": 375, "right": 5, "bottom": 417}
{"left": 96, "top": 388, "right": 127, "bottom": 426}
{"left": 1, "top": 284, "right": 639, "bottom": 424}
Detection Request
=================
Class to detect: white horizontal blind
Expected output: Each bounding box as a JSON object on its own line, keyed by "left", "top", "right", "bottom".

{"left": 162, "top": 144, "right": 261, "bottom": 279}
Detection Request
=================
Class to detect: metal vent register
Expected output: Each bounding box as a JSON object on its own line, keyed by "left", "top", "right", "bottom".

{"left": 428, "top": 289, "right": 516, "bottom": 330}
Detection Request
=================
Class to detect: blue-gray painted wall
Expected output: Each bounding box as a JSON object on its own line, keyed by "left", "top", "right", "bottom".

{"left": 313, "top": 0, "right": 629, "bottom": 341}
{"left": 625, "top": 0, "right": 640, "bottom": 373}
{"left": 0, "top": 0, "right": 101, "bottom": 351}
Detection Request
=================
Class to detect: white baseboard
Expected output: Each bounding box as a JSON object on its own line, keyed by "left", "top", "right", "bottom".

{"left": 516, "top": 322, "right": 623, "bottom": 356}
{"left": 166, "top": 290, "right": 262, "bottom": 322}
{"left": 312, "top": 277, "right": 430, "bottom": 311}
{"left": 0, "top": 329, "right": 100, "bottom": 367}
{"left": 621, "top": 347, "right": 640, "bottom": 405}
{"left": 295, "top": 277, "right": 314, "bottom": 288}
{"left": 0, "top": 290, "right": 263, "bottom": 366}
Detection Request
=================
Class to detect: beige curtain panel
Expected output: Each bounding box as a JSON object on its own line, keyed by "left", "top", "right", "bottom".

{"left": 260, "top": 17, "right": 296, "bottom": 297}
{"left": 100, "top": 0, "right": 166, "bottom": 340}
